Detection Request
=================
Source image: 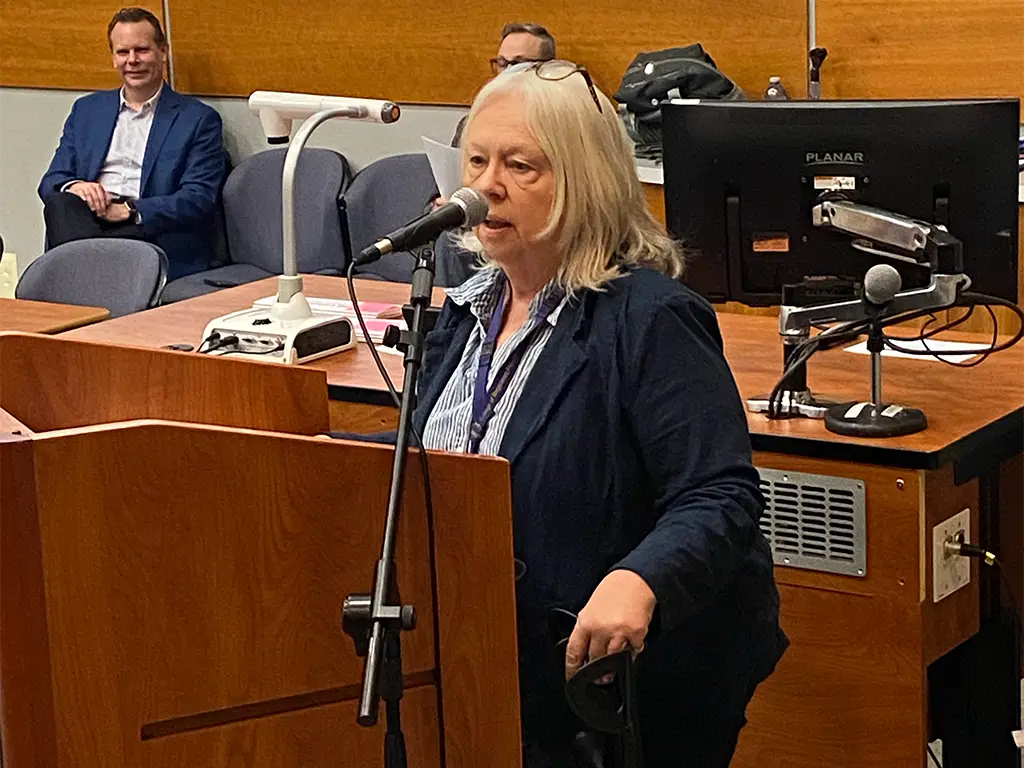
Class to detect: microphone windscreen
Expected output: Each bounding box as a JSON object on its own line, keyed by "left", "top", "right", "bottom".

{"left": 864, "top": 264, "right": 902, "bottom": 305}
{"left": 450, "top": 187, "right": 489, "bottom": 227}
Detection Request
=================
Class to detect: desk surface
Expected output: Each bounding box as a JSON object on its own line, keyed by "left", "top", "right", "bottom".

{"left": 62, "top": 277, "right": 445, "bottom": 404}
{"left": 63, "top": 275, "right": 1023, "bottom": 468}
{"left": 0, "top": 298, "right": 110, "bottom": 334}
{"left": 727, "top": 315, "right": 1023, "bottom": 468}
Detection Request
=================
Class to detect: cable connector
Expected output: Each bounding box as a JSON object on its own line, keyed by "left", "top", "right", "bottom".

{"left": 943, "top": 531, "right": 997, "bottom": 566}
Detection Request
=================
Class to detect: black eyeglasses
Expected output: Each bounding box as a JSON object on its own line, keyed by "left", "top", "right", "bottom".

{"left": 489, "top": 55, "right": 545, "bottom": 75}
{"left": 526, "top": 59, "right": 603, "bottom": 114}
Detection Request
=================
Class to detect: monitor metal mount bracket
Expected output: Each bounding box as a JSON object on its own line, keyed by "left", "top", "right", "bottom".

{"left": 747, "top": 200, "right": 970, "bottom": 418}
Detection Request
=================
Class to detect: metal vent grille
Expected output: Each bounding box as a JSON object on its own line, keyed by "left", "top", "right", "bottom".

{"left": 756, "top": 467, "right": 867, "bottom": 577}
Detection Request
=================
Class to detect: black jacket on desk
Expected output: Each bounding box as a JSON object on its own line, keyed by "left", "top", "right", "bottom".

{"left": 411, "top": 266, "right": 788, "bottom": 762}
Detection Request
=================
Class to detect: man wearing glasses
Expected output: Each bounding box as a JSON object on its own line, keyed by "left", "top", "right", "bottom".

{"left": 452, "top": 23, "right": 557, "bottom": 147}
{"left": 490, "top": 23, "right": 557, "bottom": 75}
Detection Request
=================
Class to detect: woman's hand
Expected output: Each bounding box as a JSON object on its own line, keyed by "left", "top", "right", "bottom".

{"left": 565, "top": 570, "right": 656, "bottom": 679}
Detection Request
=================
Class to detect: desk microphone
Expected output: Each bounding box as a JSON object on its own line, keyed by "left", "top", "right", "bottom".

{"left": 824, "top": 261, "right": 927, "bottom": 438}
{"left": 863, "top": 263, "right": 902, "bottom": 306}
{"left": 354, "top": 187, "right": 488, "bottom": 267}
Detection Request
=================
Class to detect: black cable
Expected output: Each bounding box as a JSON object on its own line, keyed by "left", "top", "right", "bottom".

{"left": 235, "top": 342, "right": 287, "bottom": 356}
{"left": 883, "top": 291, "right": 1023, "bottom": 366}
{"left": 765, "top": 289, "right": 1024, "bottom": 419}
{"left": 993, "top": 556, "right": 1021, "bottom": 623}
{"left": 767, "top": 317, "right": 873, "bottom": 418}
{"left": 196, "top": 331, "right": 220, "bottom": 354}
{"left": 927, "top": 540, "right": 1024, "bottom": 767}
{"left": 920, "top": 306, "right": 973, "bottom": 338}
{"left": 883, "top": 302, "right": 997, "bottom": 368}
{"left": 198, "top": 331, "right": 284, "bottom": 357}
{"left": 946, "top": 544, "right": 1022, "bottom": 667}
{"left": 899, "top": 293, "right": 1021, "bottom": 348}
{"left": 347, "top": 263, "right": 401, "bottom": 407}
{"left": 345, "top": 260, "right": 435, "bottom": 534}
{"left": 198, "top": 334, "right": 239, "bottom": 355}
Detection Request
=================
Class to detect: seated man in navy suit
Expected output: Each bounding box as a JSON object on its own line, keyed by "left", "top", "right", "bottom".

{"left": 38, "top": 7, "right": 226, "bottom": 280}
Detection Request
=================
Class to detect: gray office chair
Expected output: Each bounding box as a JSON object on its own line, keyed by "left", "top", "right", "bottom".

{"left": 342, "top": 153, "right": 439, "bottom": 283}
{"left": 15, "top": 238, "right": 167, "bottom": 317}
{"left": 160, "top": 147, "right": 352, "bottom": 303}
{"left": 434, "top": 231, "right": 480, "bottom": 288}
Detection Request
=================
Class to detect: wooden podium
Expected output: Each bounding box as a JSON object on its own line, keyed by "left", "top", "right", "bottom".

{"left": 0, "top": 332, "right": 522, "bottom": 768}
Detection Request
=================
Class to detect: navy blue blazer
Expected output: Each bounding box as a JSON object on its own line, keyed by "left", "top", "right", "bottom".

{"left": 38, "top": 85, "right": 226, "bottom": 280}
{"left": 413, "top": 267, "right": 787, "bottom": 759}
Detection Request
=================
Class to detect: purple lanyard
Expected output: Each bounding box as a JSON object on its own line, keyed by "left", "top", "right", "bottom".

{"left": 467, "top": 282, "right": 564, "bottom": 453}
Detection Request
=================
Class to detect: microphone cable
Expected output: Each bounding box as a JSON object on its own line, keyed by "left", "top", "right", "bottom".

{"left": 766, "top": 291, "right": 1024, "bottom": 418}
{"left": 345, "top": 259, "right": 435, "bottom": 562}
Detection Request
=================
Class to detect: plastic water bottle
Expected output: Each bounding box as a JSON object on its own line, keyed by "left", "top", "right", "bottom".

{"left": 764, "top": 76, "right": 789, "bottom": 101}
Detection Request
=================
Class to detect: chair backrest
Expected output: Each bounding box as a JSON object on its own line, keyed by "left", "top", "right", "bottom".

{"left": 15, "top": 239, "right": 167, "bottom": 317}
{"left": 341, "top": 153, "right": 439, "bottom": 282}
{"left": 209, "top": 148, "right": 234, "bottom": 269}
{"left": 222, "top": 147, "right": 352, "bottom": 274}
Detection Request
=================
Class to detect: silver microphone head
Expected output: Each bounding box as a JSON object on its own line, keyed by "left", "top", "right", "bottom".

{"left": 450, "top": 187, "right": 490, "bottom": 227}
{"left": 864, "top": 263, "right": 902, "bottom": 305}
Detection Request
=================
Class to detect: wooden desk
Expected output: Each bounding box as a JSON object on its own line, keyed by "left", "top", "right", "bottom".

{"left": 722, "top": 313, "right": 1023, "bottom": 766}
{"left": 63, "top": 277, "right": 441, "bottom": 432}
{"left": 0, "top": 333, "right": 521, "bottom": 768}
{"left": 0, "top": 297, "right": 109, "bottom": 334}
{"left": 724, "top": 313, "right": 1024, "bottom": 467}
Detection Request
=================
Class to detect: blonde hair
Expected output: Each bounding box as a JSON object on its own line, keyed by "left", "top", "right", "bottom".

{"left": 458, "top": 62, "right": 684, "bottom": 292}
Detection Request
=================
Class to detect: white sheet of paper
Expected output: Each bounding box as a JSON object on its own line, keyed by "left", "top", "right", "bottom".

{"left": 844, "top": 338, "right": 988, "bottom": 364}
{"left": 422, "top": 135, "right": 462, "bottom": 199}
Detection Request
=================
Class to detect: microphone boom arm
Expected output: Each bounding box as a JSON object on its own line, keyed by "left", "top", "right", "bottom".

{"left": 782, "top": 199, "right": 971, "bottom": 335}
{"left": 779, "top": 273, "right": 967, "bottom": 336}
{"left": 747, "top": 199, "right": 970, "bottom": 419}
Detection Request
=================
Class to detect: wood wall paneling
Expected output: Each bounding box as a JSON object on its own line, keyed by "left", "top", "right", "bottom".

{"left": 816, "top": 0, "right": 1024, "bottom": 338}
{"left": 167, "top": 0, "right": 807, "bottom": 101}
{"left": 816, "top": 0, "right": 1024, "bottom": 101}
{"left": 0, "top": 1, "right": 161, "bottom": 90}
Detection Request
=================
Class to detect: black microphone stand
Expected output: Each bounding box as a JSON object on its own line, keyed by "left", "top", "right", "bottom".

{"left": 342, "top": 245, "right": 436, "bottom": 768}
{"left": 823, "top": 300, "right": 928, "bottom": 438}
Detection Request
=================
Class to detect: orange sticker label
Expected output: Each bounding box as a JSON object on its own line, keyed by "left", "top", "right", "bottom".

{"left": 752, "top": 233, "right": 791, "bottom": 253}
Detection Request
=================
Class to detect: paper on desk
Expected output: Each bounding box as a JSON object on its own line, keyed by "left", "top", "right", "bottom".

{"left": 422, "top": 136, "right": 462, "bottom": 199}
{"left": 844, "top": 338, "right": 988, "bottom": 364}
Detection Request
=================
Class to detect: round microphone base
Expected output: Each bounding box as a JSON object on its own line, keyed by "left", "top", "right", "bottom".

{"left": 825, "top": 401, "right": 928, "bottom": 438}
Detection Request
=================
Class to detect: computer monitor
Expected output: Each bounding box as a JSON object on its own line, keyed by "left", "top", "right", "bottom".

{"left": 661, "top": 99, "right": 1020, "bottom": 305}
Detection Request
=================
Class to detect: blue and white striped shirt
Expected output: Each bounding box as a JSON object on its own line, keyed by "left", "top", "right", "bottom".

{"left": 422, "top": 268, "right": 570, "bottom": 455}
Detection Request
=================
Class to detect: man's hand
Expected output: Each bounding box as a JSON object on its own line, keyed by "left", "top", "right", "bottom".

{"left": 430, "top": 195, "right": 448, "bottom": 211}
{"left": 565, "top": 570, "right": 657, "bottom": 679}
{"left": 67, "top": 182, "right": 111, "bottom": 214}
{"left": 98, "top": 201, "right": 132, "bottom": 223}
